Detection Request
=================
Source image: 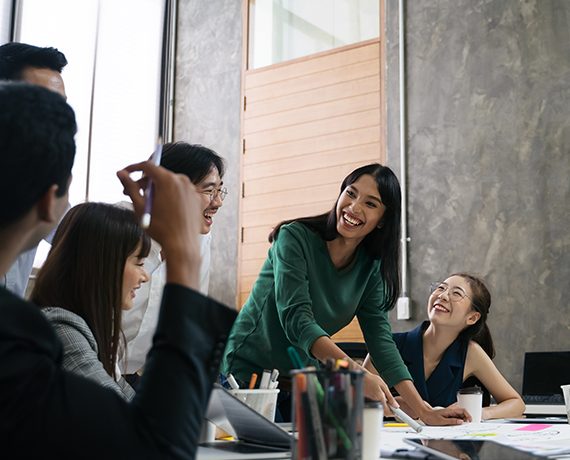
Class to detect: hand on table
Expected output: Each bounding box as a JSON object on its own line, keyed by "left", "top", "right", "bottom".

{"left": 419, "top": 405, "right": 471, "bottom": 426}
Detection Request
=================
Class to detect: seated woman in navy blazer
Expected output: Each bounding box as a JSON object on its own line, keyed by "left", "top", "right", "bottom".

{"left": 364, "top": 273, "right": 525, "bottom": 420}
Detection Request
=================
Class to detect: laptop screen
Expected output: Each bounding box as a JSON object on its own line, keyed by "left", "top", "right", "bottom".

{"left": 522, "top": 351, "right": 570, "bottom": 396}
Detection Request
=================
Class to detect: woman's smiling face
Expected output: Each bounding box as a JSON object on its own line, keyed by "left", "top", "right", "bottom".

{"left": 335, "top": 174, "right": 386, "bottom": 243}
{"left": 428, "top": 275, "right": 481, "bottom": 329}
{"left": 121, "top": 242, "right": 149, "bottom": 310}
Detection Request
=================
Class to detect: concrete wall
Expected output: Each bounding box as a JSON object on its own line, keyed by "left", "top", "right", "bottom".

{"left": 174, "top": 0, "right": 242, "bottom": 308}
{"left": 385, "top": 0, "right": 570, "bottom": 391}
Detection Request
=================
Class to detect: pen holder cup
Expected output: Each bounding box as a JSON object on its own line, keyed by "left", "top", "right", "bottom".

{"left": 229, "top": 388, "right": 280, "bottom": 422}
{"left": 291, "top": 368, "right": 364, "bottom": 460}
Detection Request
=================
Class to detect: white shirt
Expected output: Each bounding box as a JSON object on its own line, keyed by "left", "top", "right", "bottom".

{"left": 2, "top": 247, "right": 38, "bottom": 297}
{"left": 2, "top": 218, "right": 63, "bottom": 297}
{"left": 120, "top": 233, "right": 211, "bottom": 374}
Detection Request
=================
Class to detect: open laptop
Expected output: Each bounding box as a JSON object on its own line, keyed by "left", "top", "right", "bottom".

{"left": 198, "top": 384, "right": 292, "bottom": 459}
{"left": 522, "top": 351, "right": 570, "bottom": 415}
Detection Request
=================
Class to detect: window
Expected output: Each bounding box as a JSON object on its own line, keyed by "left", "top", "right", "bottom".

{"left": 248, "top": 0, "right": 379, "bottom": 69}
{"left": 10, "top": 0, "right": 168, "bottom": 266}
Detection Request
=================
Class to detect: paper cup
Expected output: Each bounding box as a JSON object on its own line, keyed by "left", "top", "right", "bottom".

{"left": 457, "top": 387, "right": 483, "bottom": 423}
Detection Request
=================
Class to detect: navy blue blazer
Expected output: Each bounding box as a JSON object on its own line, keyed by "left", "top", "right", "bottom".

{"left": 393, "top": 321, "right": 469, "bottom": 407}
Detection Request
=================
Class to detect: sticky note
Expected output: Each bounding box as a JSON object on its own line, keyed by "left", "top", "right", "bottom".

{"left": 516, "top": 424, "right": 552, "bottom": 432}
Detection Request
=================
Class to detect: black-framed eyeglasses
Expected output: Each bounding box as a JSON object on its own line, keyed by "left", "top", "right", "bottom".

{"left": 200, "top": 187, "right": 228, "bottom": 202}
{"left": 430, "top": 282, "right": 473, "bottom": 304}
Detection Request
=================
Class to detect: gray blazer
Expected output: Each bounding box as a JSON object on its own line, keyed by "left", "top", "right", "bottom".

{"left": 42, "top": 307, "right": 135, "bottom": 401}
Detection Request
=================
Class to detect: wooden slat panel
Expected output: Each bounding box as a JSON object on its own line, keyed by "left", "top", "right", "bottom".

{"left": 242, "top": 258, "right": 265, "bottom": 277}
{"left": 242, "top": 225, "right": 274, "bottom": 244}
{"left": 238, "top": 41, "right": 381, "bottom": 344}
{"left": 240, "top": 275, "right": 259, "bottom": 292}
{"left": 246, "top": 163, "right": 361, "bottom": 196}
{"left": 245, "top": 126, "right": 380, "bottom": 165}
{"left": 241, "top": 241, "right": 271, "bottom": 261}
{"left": 242, "top": 201, "right": 332, "bottom": 228}
{"left": 243, "top": 143, "right": 380, "bottom": 181}
{"left": 332, "top": 319, "right": 365, "bottom": 343}
{"left": 246, "top": 40, "right": 379, "bottom": 89}
{"left": 244, "top": 92, "right": 379, "bottom": 135}
{"left": 243, "top": 183, "right": 338, "bottom": 213}
{"left": 238, "top": 292, "right": 250, "bottom": 308}
{"left": 247, "top": 60, "right": 378, "bottom": 103}
{"left": 247, "top": 75, "right": 380, "bottom": 119}
{"left": 245, "top": 109, "right": 379, "bottom": 150}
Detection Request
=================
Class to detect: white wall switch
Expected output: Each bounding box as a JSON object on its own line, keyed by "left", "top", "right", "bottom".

{"left": 397, "top": 297, "right": 410, "bottom": 320}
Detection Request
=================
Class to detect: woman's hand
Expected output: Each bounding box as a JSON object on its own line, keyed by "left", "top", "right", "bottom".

{"left": 394, "top": 380, "right": 471, "bottom": 426}
{"left": 363, "top": 370, "right": 398, "bottom": 409}
{"left": 418, "top": 406, "right": 471, "bottom": 425}
{"left": 389, "top": 397, "right": 433, "bottom": 419}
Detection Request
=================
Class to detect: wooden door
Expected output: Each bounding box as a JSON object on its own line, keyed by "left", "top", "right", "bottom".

{"left": 238, "top": 37, "right": 385, "bottom": 343}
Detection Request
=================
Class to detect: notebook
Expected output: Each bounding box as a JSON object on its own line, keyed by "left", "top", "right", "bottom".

{"left": 522, "top": 351, "right": 570, "bottom": 415}
{"left": 199, "top": 384, "right": 293, "bottom": 458}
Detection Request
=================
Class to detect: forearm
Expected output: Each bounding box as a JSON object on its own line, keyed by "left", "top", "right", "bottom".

{"left": 310, "top": 336, "right": 354, "bottom": 365}
{"left": 482, "top": 398, "right": 526, "bottom": 420}
{"left": 394, "top": 379, "right": 430, "bottom": 416}
{"left": 164, "top": 250, "right": 200, "bottom": 291}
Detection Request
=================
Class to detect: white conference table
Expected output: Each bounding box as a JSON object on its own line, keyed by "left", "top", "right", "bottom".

{"left": 197, "top": 421, "right": 570, "bottom": 459}
{"left": 381, "top": 421, "right": 570, "bottom": 459}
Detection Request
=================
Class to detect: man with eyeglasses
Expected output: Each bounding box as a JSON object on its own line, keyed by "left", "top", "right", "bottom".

{"left": 120, "top": 142, "right": 228, "bottom": 383}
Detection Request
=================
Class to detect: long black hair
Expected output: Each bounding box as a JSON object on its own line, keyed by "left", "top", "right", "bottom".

{"left": 269, "top": 163, "right": 402, "bottom": 310}
{"left": 32, "top": 203, "right": 151, "bottom": 379}
{"left": 453, "top": 273, "right": 495, "bottom": 359}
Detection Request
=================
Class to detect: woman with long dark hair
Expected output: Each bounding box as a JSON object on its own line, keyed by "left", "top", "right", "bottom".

{"left": 31, "top": 202, "right": 150, "bottom": 400}
{"left": 222, "top": 163, "right": 468, "bottom": 424}
{"left": 365, "top": 273, "right": 525, "bottom": 419}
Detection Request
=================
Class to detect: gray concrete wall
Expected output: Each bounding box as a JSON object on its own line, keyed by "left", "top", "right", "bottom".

{"left": 385, "top": 0, "right": 570, "bottom": 391}
{"left": 174, "top": 0, "right": 242, "bottom": 308}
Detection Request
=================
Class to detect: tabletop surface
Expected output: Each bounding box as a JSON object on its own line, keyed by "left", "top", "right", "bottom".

{"left": 197, "top": 421, "right": 570, "bottom": 459}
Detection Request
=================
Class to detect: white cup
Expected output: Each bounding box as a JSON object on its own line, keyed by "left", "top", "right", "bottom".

{"left": 362, "top": 401, "right": 383, "bottom": 460}
{"left": 561, "top": 384, "right": 570, "bottom": 424}
{"left": 457, "top": 387, "right": 483, "bottom": 423}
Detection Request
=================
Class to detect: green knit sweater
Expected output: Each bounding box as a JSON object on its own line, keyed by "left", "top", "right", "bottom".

{"left": 221, "top": 222, "right": 411, "bottom": 386}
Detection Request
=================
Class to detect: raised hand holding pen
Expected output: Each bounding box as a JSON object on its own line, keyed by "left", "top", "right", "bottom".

{"left": 141, "top": 139, "right": 163, "bottom": 229}
{"left": 117, "top": 160, "right": 202, "bottom": 290}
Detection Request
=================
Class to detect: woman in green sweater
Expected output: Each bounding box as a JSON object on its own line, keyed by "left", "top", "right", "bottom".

{"left": 222, "top": 163, "right": 468, "bottom": 425}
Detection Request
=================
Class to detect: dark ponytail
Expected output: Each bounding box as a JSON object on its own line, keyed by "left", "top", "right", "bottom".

{"left": 453, "top": 273, "right": 495, "bottom": 359}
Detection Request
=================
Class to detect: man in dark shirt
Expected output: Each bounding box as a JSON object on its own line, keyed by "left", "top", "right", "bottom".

{"left": 0, "top": 82, "right": 236, "bottom": 458}
{"left": 0, "top": 42, "right": 69, "bottom": 296}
